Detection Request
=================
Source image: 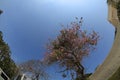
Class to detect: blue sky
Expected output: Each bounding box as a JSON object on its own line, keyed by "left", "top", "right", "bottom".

{"left": 0, "top": 0, "right": 115, "bottom": 79}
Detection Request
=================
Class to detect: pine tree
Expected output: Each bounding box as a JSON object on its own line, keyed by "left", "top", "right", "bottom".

{"left": 0, "top": 31, "right": 18, "bottom": 79}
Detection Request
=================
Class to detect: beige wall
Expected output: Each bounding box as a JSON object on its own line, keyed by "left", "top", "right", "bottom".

{"left": 89, "top": 3, "right": 120, "bottom": 80}
{"left": 108, "top": 4, "right": 119, "bottom": 27}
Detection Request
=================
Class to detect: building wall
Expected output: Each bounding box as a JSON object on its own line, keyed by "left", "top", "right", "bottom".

{"left": 89, "top": 2, "right": 120, "bottom": 80}
{"left": 108, "top": 4, "right": 119, "bottom": 27}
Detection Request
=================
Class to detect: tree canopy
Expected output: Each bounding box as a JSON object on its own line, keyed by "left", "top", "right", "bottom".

{"left": 0, "top": 9, "right": 3, "bottom": 14}
{"left": 44, "top": 18, "right": 99, "bottom": 80}
{"left": 0, "top": 31, "right": 18, "bottom": 79}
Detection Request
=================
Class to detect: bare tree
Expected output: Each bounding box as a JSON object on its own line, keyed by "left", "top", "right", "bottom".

{"left": 19, "top": 60, "right": 48, "bottom": 80}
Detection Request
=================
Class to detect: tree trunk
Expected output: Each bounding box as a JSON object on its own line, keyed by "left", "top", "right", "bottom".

{"left": 72, "top": 52, "right": 85, "bottom": 80}
{"left": 76, "top": 64, "right": 85, "bottom": 80}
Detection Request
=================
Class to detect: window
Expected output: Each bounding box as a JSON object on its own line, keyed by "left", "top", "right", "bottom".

{"left": 1, "top": 73, "right": 8, "bottom": 80}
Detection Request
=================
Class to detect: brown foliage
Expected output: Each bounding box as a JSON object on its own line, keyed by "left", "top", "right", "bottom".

{"left": 44, "top": 18, "right": 99, "bottom": 80}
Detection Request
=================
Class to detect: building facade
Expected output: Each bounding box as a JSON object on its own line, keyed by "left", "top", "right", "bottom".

{"left": 89, "top": 0, "right": 120, "bottom": 80}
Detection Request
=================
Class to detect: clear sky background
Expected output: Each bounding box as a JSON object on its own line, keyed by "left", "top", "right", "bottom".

{"left": 0, "top": 0, "right": 115, "bottom": 80}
